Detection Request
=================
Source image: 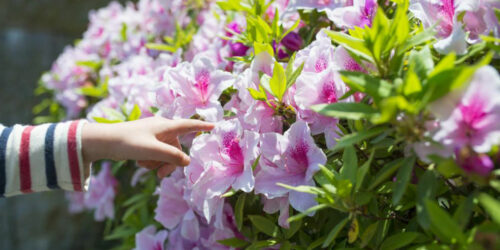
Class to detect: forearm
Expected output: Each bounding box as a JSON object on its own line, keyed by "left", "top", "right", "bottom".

{"left": 0, "top": 120, "right": 90, "bottom": 197}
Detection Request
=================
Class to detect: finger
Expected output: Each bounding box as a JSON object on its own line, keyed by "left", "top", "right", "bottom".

{"left": 168, "top": 119, "right": 215, "bottom": 135}
{"left": 174, "top": 137, "right": 182, "bottom": 150}
{"left": 147, "top": 141, "right": 190, "bottom": 166}
{"left": 137, "top": 160, "right": 162, "bottom": 170}
{"left": 137, "top": 160, "right": 163, "bottom": 169}
{"left": 157, "top": 164, "right": 177, "bottom": 178}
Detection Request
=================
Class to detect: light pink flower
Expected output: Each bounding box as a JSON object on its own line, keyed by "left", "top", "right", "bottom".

{"left": 86, "top": 96, "right": 120, "bottom": 121}
{"left": 230, "top": 52, "right": 284, "bottom": 133}
{"left": 187, "top": 119, "right": 259, "bottom": 224}
{"left": 85, "top": 162, "right": 118, "bottom": 221}
{"left": 134, "top": 225, "right": 168, "bottom": 250}
{"left": 294, "top": 29, "right": 336, "bottom": 74}
{"left": 327, "top": 0, "right": 377, "bottom": 29}
{"left": 131, "top": 168, "right": 149, "bottom": 187}
{"left": 286, "top": 0, "right": 340, "bottom": 13}
{"left": 262, "top": 196, "right": 290, "bottom": 228}
{"left": 432, "top": 66, "right": 500, "bottom": 154}
{"left": 154, "top": 170, "right": 200, "bottom": 240}
{"left": 255, "top": 120, "right": 326, "bottom": 213}
{"left": 65, "top": 191, "right": 87, "bottom": 214}
{"left": 294, "top": 68, "right": 351, "bottom": 148}
{"left": 165, "top": 55, "right": 235, "bottom": 121}
{"left": 410, "top": 0, "right": 500, "bottom": 55}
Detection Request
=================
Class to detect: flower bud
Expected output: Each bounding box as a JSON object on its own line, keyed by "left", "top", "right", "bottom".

{"left": 281, "top": 32, "right": 303, "bottom": 52}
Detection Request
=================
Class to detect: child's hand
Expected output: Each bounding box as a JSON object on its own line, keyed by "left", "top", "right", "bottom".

{"left": 82, "top": 117, "right": 214, "bottom": 178}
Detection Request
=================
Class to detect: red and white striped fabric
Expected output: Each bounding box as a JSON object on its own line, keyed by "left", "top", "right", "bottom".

{"left": 0, "top": 120, "right": 90, "bottom": 197}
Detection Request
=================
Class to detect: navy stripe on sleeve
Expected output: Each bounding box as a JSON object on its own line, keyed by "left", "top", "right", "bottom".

{"left": 44, "top": 123, "right": 59, "bottom": 189}
{"left": 0, "top": 127, "right": 13, "bottom": 197}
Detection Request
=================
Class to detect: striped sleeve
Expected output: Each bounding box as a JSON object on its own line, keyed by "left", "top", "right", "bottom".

{"left": 0, "top": 120, "right": 90, "bottom": 197}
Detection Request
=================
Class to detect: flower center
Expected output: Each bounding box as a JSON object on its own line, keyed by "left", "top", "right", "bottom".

{"left": 221, "top": 132, "right": 245, "bottom": 174}
{"left": 458, "top": 97, "right": 487, "bottom": 138}
{"left": 315, "top": 56, "right": 328, "bottom": 72}
{"left": 437, "top": 0, "right": 455, "bottom": 37}
{"left": 320, "top": 80, "right": 338, "bottom": 104}
{"left": 286, "top": 140, "right": 309, "bottom": 174}
{"left": 195, "top": 70, "right": 210, "bottom": 102}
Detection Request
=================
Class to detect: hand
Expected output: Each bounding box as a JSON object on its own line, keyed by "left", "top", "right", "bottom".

{"left": 82, "top": 117, "right": 214, "bottom": 178}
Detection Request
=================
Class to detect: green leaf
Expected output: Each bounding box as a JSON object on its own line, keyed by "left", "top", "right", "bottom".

{"left": 145, "top": 43, "right": 177, "bottom": 53}
{"left": 93, "top": 117, "right": 122, "bottom": 124}
{"left": 127, "top": 104, "right": 141, "bottom": 121}
{"left": 217, "top": 237, "right": 249, "bottom": 248}
{"left": 355, "top": 151, "right": 374, "bottom": 191}
{"left": 339, "top": 71, "right": 392, "bottom": 103}
{"left": 247, "top": 239, "right": 279, "bottom": 249}
{"left": 280, "top": 18, "right": 301, "bottom": 42}
{"left": 276, "top": 183, "right": 324, "bottom": 195}
{"left": 76, "top": 60, "right": 103, "bottom": 71}
{"left": 312, "top": 102, "right": 378, "bottom": 120}
{"left": 248, "top": 215, "right": 280, "bottom": 238}
{"left": 221, "top": 189, "right": 237, "bottom": 198}
{"left": 392, "top": 156, "right": 416, "bottom": 205}
{"left": 270, "top": 61, "right": 287, "bottom": 101}
{"left": 380, "top": 232, "right": 420, "bottom": 250}
{"left": 279, "top": 241, "right": 291, "bottom": 250}
{"left": 248, "top": 87, "right": 267, "bottom": 101}
{"left": 322, "top": 217, "right": 349, "bottom": 248}
{"left": 286, "top": 62, "right": 304, "bottom": 89}
{"left": 318, "top": 164, "right": 336, "bottom": 184}
{"left": 340, "top": 146, "right": 358, "bottom": 187}
{"left": 368, "top": 158, "right": 403, "bottom": 190}
{"left": 235, "top": 193, "right": 246, "bottom": 231}
{"left": 403, "top": 67, "right": 422, "bottom": 97}
{"left": 285, "top": 52, "right": 296, "bottom": 78}
{"left": 120, "top": 23, "right": 127, "bottom": 41}
{"left": 478, "top": 193, "right": 500, "bottom": 225}
{"left": 285, "top": 219, "right": 302, "bottom": 239}
{"left": 360, "top": 221, "right": 379, "bottom": 248}
{"left": 254, "top": 42, "right": 274, "bottom": 57}
{"left": 332, "top": 126, "right": 386, "bottom": 152}
{"left": 417, "top": 170, "right": 438, "bottom": 229}
{"left": 103, "top": 107, "right": 126, "bottom": 121}
{"left": 326, "top": 30, "right": 374, "bottom": 62}
{"left": 288, "top": 204, "right": 329, "bottom": 223}
{"left": 408, "top": 46, "right": 434, "bottom": 80}
{"left": 401, "top": 27, "right": 436, "bottom": 53}
{"left": 104, "top": 226, "right": 136, "bottom": 240}
{"left": 453, "top": 195, "right": 474, "bottom": 229}
{"left": 425, "top": 200, "right": 466, "bottom": 244}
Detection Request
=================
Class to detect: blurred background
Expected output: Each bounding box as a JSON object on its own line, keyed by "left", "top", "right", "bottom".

{"left": 0, "top": 1, "right": 126, "bottom": 249}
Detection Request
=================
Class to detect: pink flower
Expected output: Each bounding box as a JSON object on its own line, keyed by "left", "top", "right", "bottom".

{"left": 409, "top": 0, "right": 500, "bottom": 55}
{"left": 85, "top": 162, "right": 118, "bottom": 221}
{"left": 65, "top": 191, "right": 87, "bottom": 214}
{"left": 187, "top": 119, "right": 259, "bottom": 224}
{"left": 230, "top": 52, "right": 284, "bottom": 133}
{"left": 294, "top": 30, "right": 335, "bottom": 74}
{"left": 327, "top": 0, "right": 377, "bottom": 29}
{"left": 295, "top": 68, "right": 351, "bottom": 148}
{"left": 456, "top": 152, "right": 494, "bottom": 177}
{"left": 281, "top": 32, "right": 303, "bottom": 52}
{"left": 286, "top": 0, "right": 340, "bottom": 13}
{"left": 262, "top": 196, "right": 290, "bottom": 228}
{"left": 165, "top": 55, "right": 235, "bottom": 121}
{"left": 134, "top": 225, "right": 168, "bottom": 250}
{"left": 255, "top": 120, "right": 326, "bottom": 213}
{"left": 433, "top": 66, "right": 500, "bottom": 154}
{"left": 154, "top": 170, "right": 200, "bottom": 240}
{"left": 334, "top": 46, "right": 367, "bottom": 73}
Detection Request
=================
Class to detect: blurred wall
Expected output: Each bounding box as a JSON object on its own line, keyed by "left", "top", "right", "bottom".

{"left": 0, "top": 1, "right": 126, "bottom": 249}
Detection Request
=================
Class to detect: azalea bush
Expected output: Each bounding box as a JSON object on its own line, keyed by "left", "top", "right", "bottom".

{"left": 34, "top": 0, "right": 500, "bottom": 249}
